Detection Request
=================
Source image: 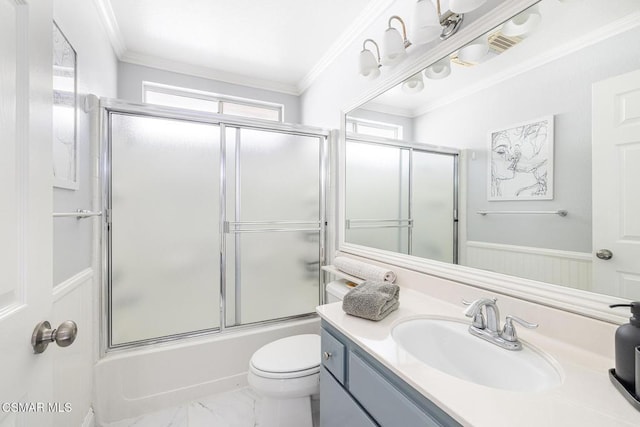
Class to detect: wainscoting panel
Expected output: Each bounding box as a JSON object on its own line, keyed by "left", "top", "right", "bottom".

{"left": 465, "top": 241, "right": 592, "bottom": 291}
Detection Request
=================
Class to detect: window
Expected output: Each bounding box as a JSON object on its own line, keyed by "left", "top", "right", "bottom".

{"left": 346, "top": 117, "right": 403, "bottom": 140}
{"left": 143, "top": 82, "right": 284, "bottom": 122}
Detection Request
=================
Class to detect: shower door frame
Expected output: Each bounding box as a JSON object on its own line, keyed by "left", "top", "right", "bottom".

{"left": 344, "top": 133, "right": 459, "bottom": 262}
{"left": 99, "top": 98, "right": 329, "bottom": 353}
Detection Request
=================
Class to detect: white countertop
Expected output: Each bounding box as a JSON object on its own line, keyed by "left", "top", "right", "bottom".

{"left": 316, "top": 287, "right": 640, "bottom": 427}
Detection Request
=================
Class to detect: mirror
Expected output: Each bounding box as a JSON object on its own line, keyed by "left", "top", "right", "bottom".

{"left": 343, "top": 0, "right": 640, "bottom": 301}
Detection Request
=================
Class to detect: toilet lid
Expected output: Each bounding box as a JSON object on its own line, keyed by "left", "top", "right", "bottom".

{"left": 251, "top": 334, "right": 320, "bottom": 374}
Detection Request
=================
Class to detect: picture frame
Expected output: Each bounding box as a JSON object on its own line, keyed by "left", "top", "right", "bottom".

{"left": 488, "top": 115, "right": 554, "bottom": 201}
{"left": 52, "top": 21, "right": 79, "bottom": 190}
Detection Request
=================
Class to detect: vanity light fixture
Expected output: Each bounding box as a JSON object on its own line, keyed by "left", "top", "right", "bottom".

{"left": 382, "top": 16, "right": 412, "bottom": 65}
{"left": 412, "top": 0, "right": 470, "bottom": 44}
{"left": 359, "top": 39, "right": 382, "bottom": 79}
{"left": 401, "top": 72, "right": 425, "bottom": 93}
{"left": 424, "top": 56, "right": 452, "bottom": 79}
{"left": 501, "top": 5, "right": 542, "bottom": 37}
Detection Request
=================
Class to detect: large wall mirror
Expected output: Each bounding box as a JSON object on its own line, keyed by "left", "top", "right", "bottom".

{"left": 341, "top": 0, "right": 640, "bottom": 316}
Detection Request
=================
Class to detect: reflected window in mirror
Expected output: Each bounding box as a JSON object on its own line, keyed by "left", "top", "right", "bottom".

{"left": 346, "top": 117, "right": 404, "bottom": 140}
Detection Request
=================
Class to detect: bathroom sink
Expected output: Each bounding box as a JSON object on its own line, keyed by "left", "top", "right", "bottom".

{"left": 391, "top": 317, "right": 562, "bottom": 392}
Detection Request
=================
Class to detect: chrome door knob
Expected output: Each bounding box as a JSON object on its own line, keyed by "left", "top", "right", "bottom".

{"left": 596, "top": 249, "right": 613, "bottom": 260}
{"left": 323, "top": 351, "right": 332, "bottom": 361}
{"left": 31, "top": 320, "right": 78, "bottom": 354}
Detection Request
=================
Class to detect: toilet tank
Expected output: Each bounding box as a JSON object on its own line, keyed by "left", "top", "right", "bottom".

{"left": 325, "top": 279, "right": 352, "bottom": 303}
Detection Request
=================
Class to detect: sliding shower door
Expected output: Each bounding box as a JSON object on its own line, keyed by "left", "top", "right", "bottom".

{"left": 412, "top": 150, "right": 457, "bottom": 263}
{"left": 345, "top": 140, "right": 410, "bottom": 253}
{"left": 109, "top": 113, "right": 221, "bottom": 346}
{"left": 224, "top": 127, "right": 323, "bottom": 326}
{"left": 105, "top": 101, "right": 326, "bottom": 348}
{"left": 345, "top": 137, "right": 458, "bottom": 261}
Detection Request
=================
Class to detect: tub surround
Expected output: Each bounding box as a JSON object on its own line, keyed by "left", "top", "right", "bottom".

{"left": 94, "top": 318, "right": 320, "bottom": 425}
{"left": 317, "top": 271, "right": 640, "bottom": 426}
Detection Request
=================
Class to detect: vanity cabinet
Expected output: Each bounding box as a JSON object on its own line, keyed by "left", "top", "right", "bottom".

{"left": 320, "top": 321, "right": 462, "bottom": 427}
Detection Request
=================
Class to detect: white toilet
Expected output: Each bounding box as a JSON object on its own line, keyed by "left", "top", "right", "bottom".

{"left": 325, "top": 279, "right": 351, "bottom": 303}
{"left": 247, "top": 281, "right": 350, "bottom": 427}
{"left": 248, "top": 334, "right": 321, "bottom": 427}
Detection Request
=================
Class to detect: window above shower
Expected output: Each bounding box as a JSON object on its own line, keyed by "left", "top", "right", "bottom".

{"left": 143, "top": 82, "right": 284, "bottom": 122}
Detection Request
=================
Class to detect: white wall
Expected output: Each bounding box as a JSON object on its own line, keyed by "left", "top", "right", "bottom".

{"left": 414, "top": 25, "right": 640, "bottom": 253}
{"left": 53, "top": 0, "right": 117, "bottom": 285}
{"left": 52, "top": 1, "right": 117, "bottom": 426}
{"left": 118, "top": 62, "right": 302, "bottom": 124}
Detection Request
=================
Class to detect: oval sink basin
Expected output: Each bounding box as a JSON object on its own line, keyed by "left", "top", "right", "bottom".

{"left": 391, "top": 317, "right": 563, "bottom": 392}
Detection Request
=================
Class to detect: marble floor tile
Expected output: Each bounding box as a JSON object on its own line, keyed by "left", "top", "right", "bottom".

{"left": 103, "top": 405, "right": 188, "bottom": 427}
{"left": 100, "top": 387, "right": 319, "bottom": 427}
{"left": 188, "top": 388, "right": 261, "bottom": 427}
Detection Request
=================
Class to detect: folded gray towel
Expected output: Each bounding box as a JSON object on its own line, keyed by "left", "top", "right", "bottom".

{"left": 342, "top": 281, "right": 400, "bottom": 321}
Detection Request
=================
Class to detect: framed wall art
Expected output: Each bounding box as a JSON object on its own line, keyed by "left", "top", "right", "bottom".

{"left": 488, "top": 115, "right": 554, "bottom": 201}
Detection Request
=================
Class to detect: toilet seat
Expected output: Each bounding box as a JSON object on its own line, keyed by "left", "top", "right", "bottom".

{"left": 249, "top": 334, "right": 320, "bottom": 379}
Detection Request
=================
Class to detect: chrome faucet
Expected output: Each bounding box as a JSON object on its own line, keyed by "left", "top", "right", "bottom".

{"left": 464, "top": 298, "right": 500, "bottom": 335}
{"left": 463, "top": 298, "right": 538, "bottom": 351}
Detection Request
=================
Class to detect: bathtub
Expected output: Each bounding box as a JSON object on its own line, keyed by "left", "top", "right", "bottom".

{"left": 93, "top": 317, "right": 320, "bottom": 424}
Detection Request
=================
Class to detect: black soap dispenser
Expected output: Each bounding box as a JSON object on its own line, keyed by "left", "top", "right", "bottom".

{"left": 610, "top": 302, "right": 640, "bottom": 390}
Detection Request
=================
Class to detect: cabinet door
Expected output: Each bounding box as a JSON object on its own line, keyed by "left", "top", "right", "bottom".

{"left": 321, "top": 328, "right": 346, "bottom": 383}
{"left": 349, "top": 353, "right": 445, "bottom": 427}
{"left": 320, "top": 367, "right": 377, "bottom": 427}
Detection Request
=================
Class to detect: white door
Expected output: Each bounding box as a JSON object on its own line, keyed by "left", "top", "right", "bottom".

{"left": 0, "top": 1, "right": 54, "bottom": 426}
{"left": 592, "top": 68, "right": 640, "bottom": 299}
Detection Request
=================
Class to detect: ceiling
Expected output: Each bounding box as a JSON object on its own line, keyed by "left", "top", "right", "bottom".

{"left": 95, "top": 0, "right": 392, "bottom": 95}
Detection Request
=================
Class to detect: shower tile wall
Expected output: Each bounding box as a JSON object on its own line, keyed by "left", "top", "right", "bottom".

{"left": 101, "top": 388, "right": 320, "bottom": 427}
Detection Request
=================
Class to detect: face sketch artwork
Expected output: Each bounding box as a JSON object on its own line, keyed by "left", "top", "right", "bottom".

{"left": 490, "top": 117, "right": 552, "bottom": 200}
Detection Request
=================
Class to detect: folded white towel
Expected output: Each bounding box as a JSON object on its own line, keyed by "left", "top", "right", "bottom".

{"left": 333, "top": 257, "right": 396, "bottom": 283}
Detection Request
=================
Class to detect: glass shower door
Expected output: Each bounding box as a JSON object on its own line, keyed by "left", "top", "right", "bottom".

{"left": 411, "top": 150, "right": 457, "bottom": 263}
{"left": 224, "top": 127, "right": 323, "bottom": 326}
{"left": 345, "top": 140, "right": 410, "bottom": 253}
{"left": 109, "top": 113, "right": 221, "bottom": 346}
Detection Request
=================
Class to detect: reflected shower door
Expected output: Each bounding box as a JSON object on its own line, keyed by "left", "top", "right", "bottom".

{"left": 225, "top": 127, "right": 322, "bottom": 326}
{"left": 345, "top": 140, "right": 410, "bottom": 253}
{"left": 109, "top": 113, "right": 221, "bottom": 345}
{"left": 412, "top": 150, "right": 457, "bottom": 263}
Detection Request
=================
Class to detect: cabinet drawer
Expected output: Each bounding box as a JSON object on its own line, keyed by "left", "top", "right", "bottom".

{"left": 321, "top": 328, "right": 345, "bottom": 384}
{"left": 349, "top": 352, "right": 443, "bottom": 427}
{"left": 320, "top": 367, "right": 378, "bottom": 427}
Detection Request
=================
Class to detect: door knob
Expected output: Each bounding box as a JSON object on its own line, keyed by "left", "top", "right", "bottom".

{"left": 31, "top": 320, "right": 78, "bottom": 354}
{"left": 596, "top": 249, "right": 613, "bottom": 260}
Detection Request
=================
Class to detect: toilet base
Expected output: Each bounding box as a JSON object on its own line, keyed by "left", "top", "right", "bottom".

{"left": 259, "top": 396, "right": 312, "bottom": 427}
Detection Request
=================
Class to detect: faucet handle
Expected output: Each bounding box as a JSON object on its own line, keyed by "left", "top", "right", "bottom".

{"left": 501, "top": 315, "right": 538, "bottom": 342}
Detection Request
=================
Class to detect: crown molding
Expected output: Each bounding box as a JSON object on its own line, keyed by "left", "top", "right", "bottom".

{"left": 120, "top": 51, "right": 301, "bottom": 96}
{"left": 353, "top": 101, "right": 414, "bottom": 118}
{"left": 93, "top": 0, "right": 126, "bottom": 58}
{"left": 297, "top": 0, "right": 396, "bottom": 94}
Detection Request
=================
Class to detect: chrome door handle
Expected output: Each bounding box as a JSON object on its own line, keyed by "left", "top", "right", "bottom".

{"left": 31, "top": 320, "right": 78, "bottom": 354}
{"left": 596, "top": 249, "right": 613, "bottom": 260}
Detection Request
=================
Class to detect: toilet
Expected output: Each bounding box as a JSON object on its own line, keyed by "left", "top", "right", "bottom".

{"left": 247, "top": 281, "right": 350, "bottom": 427}
{"left": 248, "top": 334, "right": 321, "bottom": 427}
{"left": 325, "top": 279, "right": 351, "bottom": 303}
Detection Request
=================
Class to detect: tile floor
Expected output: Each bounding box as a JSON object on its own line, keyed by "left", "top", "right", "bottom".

{"left": 101, "top": 387, "right": 320, "bottom": 427}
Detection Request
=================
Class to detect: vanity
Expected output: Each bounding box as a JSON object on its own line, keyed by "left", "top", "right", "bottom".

{"left": 317, "top": 277, "right": 640, "bottom": 426}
